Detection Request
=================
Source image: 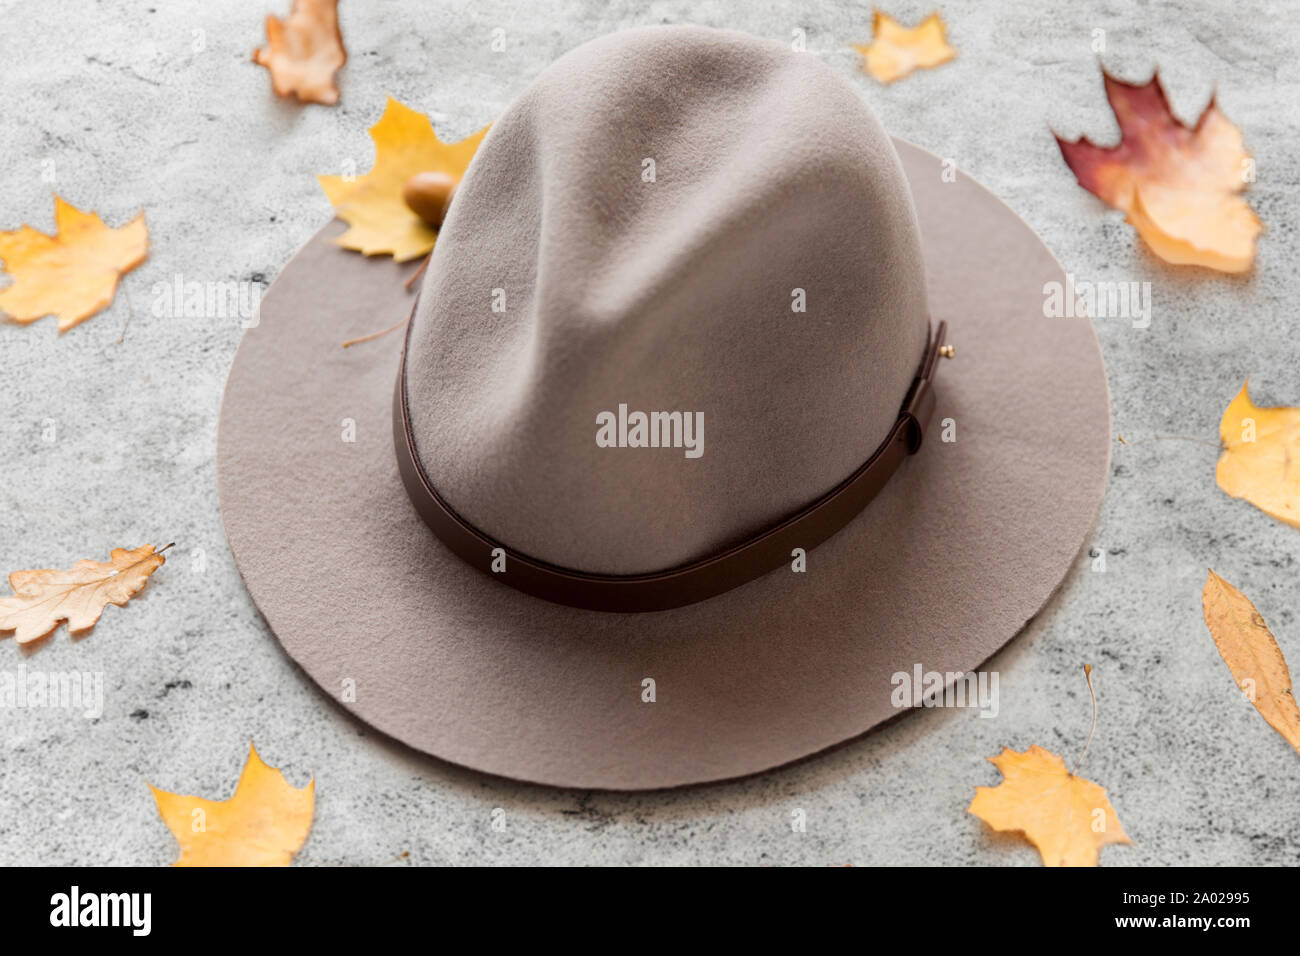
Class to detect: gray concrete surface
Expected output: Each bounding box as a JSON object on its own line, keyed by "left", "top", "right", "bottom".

{"left": 2, "top": 0, "right": 1299, "bottom": 866}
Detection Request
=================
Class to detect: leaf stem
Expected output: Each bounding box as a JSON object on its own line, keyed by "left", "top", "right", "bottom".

{"left": 341, "top": 318, "right": 408, "bottom": 349}
{"left": 404, "top": 254, "right": 431, "bottom": 290}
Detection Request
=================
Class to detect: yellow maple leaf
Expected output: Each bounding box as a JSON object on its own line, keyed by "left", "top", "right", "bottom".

{"left": 0, "top": 544, "right": 168, "bottom": 645}
{"left": 1202, "top": 570, "right": 1300, "bottom": 754}
{"left": 151, "top": 742, "right": 315, "bottom": 867}
{"left": 1056, "top": 72, "right": 1261, "bottom": 273}
{"left": 968, "top": 745, "right": 1131, "bottom": 866}
{"left": 0, "top": 196, "right": 148, "bottom": 333}
{"left": 318, "top": 97, "right": 490, "bottom": 261}
{"left": 852, "top": 11, "right": 956, "bottom": 84}
{"left": 1215, "top": 380, "right": 1300, "bottom": 528}
{"left": 253, "top": 0, "right": 347, "bottom": 106}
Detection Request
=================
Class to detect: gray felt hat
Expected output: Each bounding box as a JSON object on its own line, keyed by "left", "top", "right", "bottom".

{"left": 217, "top": 25, "right": 1109, "bottom": 788}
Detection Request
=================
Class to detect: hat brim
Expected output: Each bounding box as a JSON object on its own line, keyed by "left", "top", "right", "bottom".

{"left": 217, "top": 140, "right": 1109, "bottom": 789}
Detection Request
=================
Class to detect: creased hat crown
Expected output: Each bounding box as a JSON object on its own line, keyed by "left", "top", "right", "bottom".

{"left": 403, "top": 25, "right": 929, "bottom": 575}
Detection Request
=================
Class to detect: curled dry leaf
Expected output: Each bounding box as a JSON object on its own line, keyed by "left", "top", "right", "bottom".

{"left": 968, "top": 745, "right": 1130, "bottom": 866}
{"left": 0, "top": 544, "right": 168, "bottom": 645}
{"left": 151, "top": 742, "right": 315, "bottom": 866}
{"left": 0, "top": 196, "right": 148, "bottom": 333}
{"left": 1215, "top": 381, "right": 1300, "bottom": 528}
{"left": 1201, "top": 570, "right": 1300, "bottom": 755}
{"left": 318, "top": 97, "right": 490, "bottom": 261}
{"left": 852, "top": 12, "right": 955, "bottom": 84}
{"left": 253, "top": 0, "right": 346, "bottom": 106}
{"left": 1056, "top": 71, "right": 1261, "bottom": 273}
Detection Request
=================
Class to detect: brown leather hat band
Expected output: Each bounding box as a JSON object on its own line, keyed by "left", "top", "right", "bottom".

{"left": 394, "top": 320, "right": 948, "bottom": 613}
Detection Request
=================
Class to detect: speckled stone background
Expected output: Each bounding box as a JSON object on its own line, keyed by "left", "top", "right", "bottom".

{"left": 2, "top": 0, "right": 1298, "bottom": 866}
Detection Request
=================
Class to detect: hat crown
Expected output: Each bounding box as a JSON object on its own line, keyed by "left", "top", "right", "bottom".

{"left": 403, "top": 25, "right": 929, "bottom": 575}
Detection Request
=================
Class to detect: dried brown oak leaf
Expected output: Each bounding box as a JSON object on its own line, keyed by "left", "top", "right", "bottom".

{"left": 253, "top": 0, "right": 346, "bottom": 106}
{"left": 0, "top": 544, "right": 169, "bottom": 645}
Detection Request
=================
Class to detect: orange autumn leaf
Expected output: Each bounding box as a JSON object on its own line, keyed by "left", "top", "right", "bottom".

{"left": 151, "top": 742, "right": 315, "bottom": 866}
{"left": 1215, "top": 380, "right": 1300, "bottom": 528}
{"left": 968, "top": 745, "right": 1131, "bottom": 866}
{"left": 318, "top": 97, "right": 490, "bottom": 261}
{"left": 1202, "top": 570, "right": 1300, "bottom": 754}
{"left": 0, "top": 544, "right": 169, "bottom": 645}
{"left": 0, "top": 196, "right": 148, "bottom": 333}
{"left": 1056, "top": 70, "right": 1260, "bottom": 273}
{"left": 253, "top": 0, "right": 346, "bottom": 106}
{"left": 852, "top": 11, "right": 955, "bottom": 84}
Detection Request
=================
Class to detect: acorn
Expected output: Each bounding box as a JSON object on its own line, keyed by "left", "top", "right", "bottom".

{"left": 402, "top": 171, "right": 459, "bottom": 228}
